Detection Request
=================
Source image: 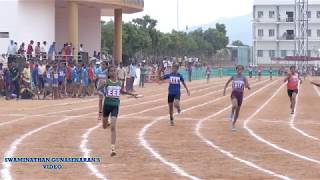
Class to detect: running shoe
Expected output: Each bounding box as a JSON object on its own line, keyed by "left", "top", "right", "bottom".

{"left": 110, "top": 146, "right": 116, "bottom": 157}
{"left": 170, "top": 116, "right": 175, "bottom": 126}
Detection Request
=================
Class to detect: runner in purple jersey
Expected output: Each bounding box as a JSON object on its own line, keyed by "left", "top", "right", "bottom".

{"left": 223, "top": 65, "right": 251, "bottom": 131}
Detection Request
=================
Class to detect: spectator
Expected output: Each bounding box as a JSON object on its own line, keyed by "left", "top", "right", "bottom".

{"left": 48, "top": 42, "right": 57, "bottom": 61}
{"left": 35, "top": 42, "right": 41, "bottom": 59}
{"left": 128, "top": 62, "right": 137, "bottom": 92}
{"left": 18, "top": 43, "right": 26, "bottom": 55}
{"left": 139, "top": 63, "right": 147, "bottom": 88}
{"left": 117, "top": 62, "right": 126, "bottom": 91}
{"left": 79, "top": 44, "right": 84, "bottom": 52}
{"left": 4, "top": 67, "right": 12, "bottom": 100}
{"left": 40, "top": 41, "right": 48, "bottom": 60}
{"left": 22, "top": 63, "right": 31, "bottom": 87}
{"left": 38, "top": 61, "right": 46, "bottom": 92}
{"left": 27, "top": 40, "right": 34, "bottom": 60}
{"left": 80, "top": 64, "right": 89, "bottom": 97}
{"left": 31, "top": 63, "right": 40, "bottom": 99}
{"left": 93, "top": 62, "right": 102, "bottom": 88}
{"left": 0, "top": 63, "right": 4, "bottom": 96}
{"left": 10, "top": 61, "right": 20, "bottom": 99}
{"left": 7, "top": 40, "right": 17, "bottom": 56}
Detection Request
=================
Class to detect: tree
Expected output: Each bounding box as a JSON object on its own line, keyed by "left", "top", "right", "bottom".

{"left": 232, "top": 40, "right": 246, "bottom": 46}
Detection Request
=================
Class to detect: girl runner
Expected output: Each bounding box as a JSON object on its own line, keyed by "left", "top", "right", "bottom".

{"left": 284, "top": 66, "right": 302, "bottom": 114}
{"left": 97, "top": 66, "right": 138, "bottom": 156}
{"left": 58, "top": 63, "right": 66, "bottom": 98}
{"left": 223, "top": 65, "right": 251, "bottom": 131}
{"left": 43, "top": 65, "right": 53, "bottom": 100}
{"left": 258, "top": 67, "right": 262, "bottom": 81}
{"left": 52, "top": 64, "right": 59, "bottom": 100}
{"left": 159, "top": 64, "right": 190, "bottom": 126}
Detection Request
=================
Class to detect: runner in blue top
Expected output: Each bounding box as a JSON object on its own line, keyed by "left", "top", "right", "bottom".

{"left": 58, "top": 63, "right": 66, "bottom": 97}
{"left": 52, "top": 64, "right": 59, "bottom": 99}
{"left": 80, "top": 64, "right": 89, "bottom": 97}
{"left": 160, "top": 64, "right": 190, "bottom": 126}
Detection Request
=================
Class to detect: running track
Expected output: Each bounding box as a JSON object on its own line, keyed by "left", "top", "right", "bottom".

{"left": 0, "top": 77, "right": 320, "bottom": 179}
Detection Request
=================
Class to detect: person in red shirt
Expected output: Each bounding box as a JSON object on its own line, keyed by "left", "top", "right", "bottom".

{"left": 284, "top": 66, "right": 302, "bottom": 114}
{"left": 27, "top": 40, "right": 34, "bottom": 60}
{"left": 65, "top": 63, "right": 72, "bottom": 96}
{"left": 88, "top": 62, "right": 95, "bottom": 95}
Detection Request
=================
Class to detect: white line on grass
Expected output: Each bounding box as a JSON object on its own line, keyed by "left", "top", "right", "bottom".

{"left": 196, "top": 79, "right": 291, "bottom": 180}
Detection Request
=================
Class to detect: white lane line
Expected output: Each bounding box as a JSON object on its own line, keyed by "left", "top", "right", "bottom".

{"left": 123, "top": 79, "right": 269, "bottom": 117}
{"left": 1, "top": 112, "right": 94, "bottom": 180}
{"left": 0, "top": 80, "right": 228, "bottom": 126}
{"left": 290, "top": 84, "right": 320, "bottom": 141}
{"left": 313, "top": 84, "right": 320, "bottom": 96}
{"left": 196, "top": 80, "right": 291, "bottom": 180}
{"left": 137, "top": 80, "right": 278, "bottom": 180}
{"left": 80, "top": 125, "right": 108, "bottom": 180}
{"left": 0, "top": 79, "right": 226, "bottom": 180}
{"left": 244, "top": 84, "right": 320, "bottom": 166}
{"left": 80, "top": 79, "right": 267, "bottom": 180}
{"left": 138, "top": 117, "right": 200, "bottom": 180}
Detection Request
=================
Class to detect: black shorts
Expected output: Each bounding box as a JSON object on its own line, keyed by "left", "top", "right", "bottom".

{"left": 288, "top": 89, "right": 298, "bottom": 97}
{"left": 231, "top": 91, "right": 244, "bottom": 107}
{"left": 168, "top": 94, "right": 181, "bottom": 103}
{"left": 103, "top": 105, "right": 119, "bottom": 118}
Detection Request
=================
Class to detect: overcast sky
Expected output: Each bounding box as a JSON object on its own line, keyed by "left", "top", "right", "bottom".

{"left": 102, "top": 0, "right": 254, "bottom": 32}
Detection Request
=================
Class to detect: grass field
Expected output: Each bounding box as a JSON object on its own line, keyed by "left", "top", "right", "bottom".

{"left": 0, "top": 76, "right": 320, "bottom": 180}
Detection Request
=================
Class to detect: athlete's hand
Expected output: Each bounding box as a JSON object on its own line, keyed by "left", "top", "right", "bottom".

{"left": 187, "top": 90, "right": 190, "bottom": 96}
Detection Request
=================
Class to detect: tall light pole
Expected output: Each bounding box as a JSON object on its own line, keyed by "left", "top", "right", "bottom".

{"left": 177, "top": 0, "right": 179, "bottom": 31}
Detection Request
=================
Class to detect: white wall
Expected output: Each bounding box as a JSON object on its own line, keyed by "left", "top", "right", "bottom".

{"left": 79, "top": 5, "right": 101, "bottom": 56}
{"left": 0, "top": 0, "right": 55, "bottom": 54}
{"left": 0, "top": 0, "right": 18, "bottom": 53}
{"left": 55, "top": 3, "right": 101, "bottom": 56}
{"left": 17, "top": 0, "right": 55, "bottom": 46}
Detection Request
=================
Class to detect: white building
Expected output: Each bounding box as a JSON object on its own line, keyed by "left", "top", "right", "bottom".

{"left": 0, "top": 0, "right": 143, "bottom": 63}
{"left": 253, "top": 0, "right": 320, "bottom": 65}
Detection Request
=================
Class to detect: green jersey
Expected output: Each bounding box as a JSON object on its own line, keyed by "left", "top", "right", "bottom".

{"left": 103, "top": 79, "right": 122, "bottom": 106}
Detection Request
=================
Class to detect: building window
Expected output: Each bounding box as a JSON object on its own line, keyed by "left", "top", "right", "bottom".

{"left": 269, "top": 50, "right": 275, "bottom": 57}
{"left": 257, "top": 50, "right": 263, "bottom": 57}
{"left": 258, "top": 11, "right": 263, "bottom": 18}
{"left": 258, "top": 29, "right": 264, "bottom": 37}
{"left": 269, "top": 29, "right": 275, "bottom": 37}
{"left": 281, "top": 50, "right": 287, "bottom": 57}
{"left": 307, "top": 11, "right": 311, "bottom": 18}
{"left": 0, "top": 32, "right": 9, "bottom": 38}
{"left": 269, "top": 11, "right": 275, "bottom": 18}
{"left": 307, "top": 50, "right": 312, "bottom": 57}
{"left": 317, "top": 11, "right": 320, "bottom": 18}
{"left": 317, "top": 29, "right": 320, "bottom": 37}
{"left": 307, "top": 29, "right": 312, "bottom": 37}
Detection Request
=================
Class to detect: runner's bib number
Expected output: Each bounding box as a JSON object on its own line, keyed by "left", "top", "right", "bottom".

{"left": 46, "top": 74, "right": 51, "bottom": 79}
{"left": 105, "top": 86, "right": 121, "bottom": 98}
{"left": 54, "top": 73, "right": 58, "bottom": 79}
{"left": 232, "top": 80, "right": 244, "bottom": 90}
{"left": 59, "top": 71, "right": 64, "bottom": 76}
{"left": 170, "top": 76, "right": 180, "bottom": 84}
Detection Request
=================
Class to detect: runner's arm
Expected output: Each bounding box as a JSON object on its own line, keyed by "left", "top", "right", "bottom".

{"left": 245, "top": 78, "right": 251, "bottom": 90}
{"left": 182, "top": 81, "right": 190, "bottom": 96}
{"left": 223, "top": 77, "right": 233, "bottom": 96}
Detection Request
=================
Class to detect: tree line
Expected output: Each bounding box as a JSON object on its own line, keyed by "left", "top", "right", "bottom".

{"left": 102, "top": 15, "right": 235, "bottom": 61}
